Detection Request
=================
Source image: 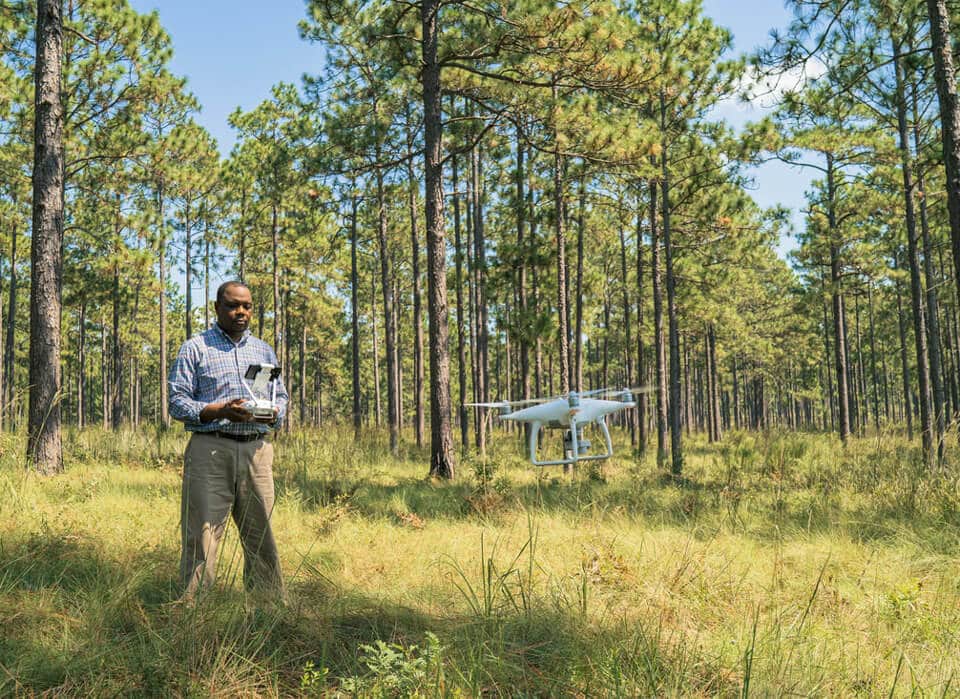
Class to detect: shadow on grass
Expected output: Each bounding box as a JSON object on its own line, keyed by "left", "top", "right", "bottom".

{"left": 0, "top": 530, "right": 739, "bottom": 696}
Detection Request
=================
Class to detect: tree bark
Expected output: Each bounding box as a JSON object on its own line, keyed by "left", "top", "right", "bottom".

{"left": 157, "top": 180, "right": 171, "bottom": 427}
{"left": 894, "top": 40, "right": 936, "bottom": 467}
{"left": 271, "top": 204, "right": 281, "bottom": 357}
{"left": 470, "top": 145, "right": 488, "bottom": 452}
{"left": 5, "top": 225, "right": 17, "bottom": 422}
{"left": 925, "top": 0, "right": 960, "bottom": 333}
{"left": 618, "top": 215, "right": 635, "bottom": 446}
{"left": 28, "top": 0, "right": 64, "bottom": 473}
{"left": 299, "top": 323, "right": 307, "bottom": 426}
{"left": 77, "top": 299, "right": 85, "bottom": 428}
{"left": 635, "top": 192, "right": 648, "bottom": 452}
{"left": 452, "top": 147, "right": 469, "bottom": 450}
{"left": 423, "top": 0, "right": 456, "bottom": 477}
{"left": 895, "top": 278, "right": 914, "bottom": 439}
{"left": 371, "top": 268, "right": 382, "bottom": 427}
{"left": 575, "top": 172, "right": 586, "bottom": 392}
{"left": 111, "top": 261, "right": 122, "bottom": 430}
{"left": 708, "top": 324, "right": 722, "bottom": 442}
{"left": 350, "top": 193, "right": 362, "bottom": 437}
{"left": 913, "top": 81, "right": 945, "bottom": 456}
{"left": 407, "top": 114, "right": 425, "bottom": 448}
{"left": 185, "top": 199, "right": 193, "bottom": 339}
{"left": 826, "top": 153, "right": 852, "bottom": 443}
{"left": 553, "top": 90, "right": 570, "bottom": 396}
{"left": 650, "top": 178, "right": 668, "bottom": 466}
{"left": 376, "top": 166, "right": 399, "bottom": 453}
{"left": 659, "top": 99, "right": 683, "bottom": 475}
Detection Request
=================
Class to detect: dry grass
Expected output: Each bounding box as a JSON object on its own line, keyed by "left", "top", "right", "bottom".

{"left": 0, "top": 425, "right": 958, "bottom": 696}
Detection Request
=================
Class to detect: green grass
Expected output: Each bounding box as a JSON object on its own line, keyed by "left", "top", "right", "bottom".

{"left": 1, "top": 425, "right": 959, "bottom": 696}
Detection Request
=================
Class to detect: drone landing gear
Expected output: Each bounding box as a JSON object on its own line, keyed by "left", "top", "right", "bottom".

{"left": 528, "top": 418, "right": 615, "bottom": 467}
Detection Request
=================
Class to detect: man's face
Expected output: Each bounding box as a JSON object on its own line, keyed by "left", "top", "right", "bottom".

{"left": 215, "top": 285, "right": 253, "bottom": 337}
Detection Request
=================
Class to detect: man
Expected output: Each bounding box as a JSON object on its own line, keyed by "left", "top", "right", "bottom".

{"left": 169, "top": 280, "right": 289, "bottom": 601}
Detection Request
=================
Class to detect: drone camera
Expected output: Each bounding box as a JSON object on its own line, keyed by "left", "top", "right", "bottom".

{"left": 620, "top": 390, "right": 633, "bottom": 403}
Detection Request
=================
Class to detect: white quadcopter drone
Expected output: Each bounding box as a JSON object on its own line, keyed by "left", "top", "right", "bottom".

{"left": 466, "top": 387, "right": 648, "bottom": 467}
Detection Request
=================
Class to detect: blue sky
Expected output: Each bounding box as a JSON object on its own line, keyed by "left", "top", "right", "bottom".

{"left": 128, "top": 0, "right": 812, "bottom": 257}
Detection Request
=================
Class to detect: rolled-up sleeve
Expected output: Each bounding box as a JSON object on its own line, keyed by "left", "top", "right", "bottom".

{"left": 169, "top": 342, "right": 205, "bottom": 425}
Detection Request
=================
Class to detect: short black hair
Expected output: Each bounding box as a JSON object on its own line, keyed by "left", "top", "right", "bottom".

{"left": 216, "top": 280, "right": 250, "bottom": 304}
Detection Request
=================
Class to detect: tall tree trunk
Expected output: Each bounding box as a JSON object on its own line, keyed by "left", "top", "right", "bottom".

{"left": 238, "top": 184, "right": 247, "bottom": 280}
{"left": 394, "top": 273, "right": 403, "bottom": 431}
{"left": 708, "top": 324, "right": 722, "bottom": 442}
{"left": 204, "top": 231, "right": 210, "bottom": 330}
{"left": 515, "top": 128, "right": 530, "bottom": 411}
{"left": 575, "top": 172, "right": 586, "bottom": 392}
{"left": 732, "top": 356, "right": 740, "bottom": 431}
{"left": 553, "top": 88, "right": 570, "bottom": 396}
{"left": 895, "top": 40, "right": 936, "bottom": 467}
{"left": 271, "top": 203, "right": 281, "bottom": 356}
{"left": 659, "top": 101, "right": 683, "bottom": 476}
{"left": 185, "top": 200, "right": 192, "bottom": 338}
{"left": 867, "top": 285, "right": 881, "bottom": 432}
{"left": 376, "top": 165, "right": 399, "bottom": 453}
{"left": 422, "top": 0, "right": 456, "bottom": 477}
{"left": 853, "top": 293, "right": 867, "bottom": 433}
{"left": 924, "top": 0, "right": 960, "bottom": 327}
{"left": 913, "top": 78, "right": 945, "bottom": 455}
{"left": 28, "top": 0, "right": 64, "bottom": 473}
{"left": 77, "top": 299, "right": 84, "bottom": 428}
{"left": 406, "top": 113, "right": 425, "bottom": 448}
{"left": 101, "top": 316, "right": 108, "bottom": 428}
{"left": 635, "top": 192, "right": 648, "bottom": 452}
{"left": 5, "top": 226, "right": 17, "bottom": 421}
{"left": 371, "top": 269, "right": 382, "bottom": 428}
{"left": 471, "top": 145, "right": 489, "bottom": 452}
{"left": 529, "top": 161, "right": 543, "bottom": 399}
{"left": 895, "top": 279, "right": 914, "bottom": 439}
{"left": 299, "top": 323, "right": 307, "bottom": 427}
{"left": 618, "top": 215, "right": 636, "bottom": 446}
{"left": 111, "top": 262, "right": 122, "bottom": 430}
{"left": 650, "top": 178, "right": 668, "bottom": 466}
{"left": 821, "top": 274, "right": 836, "bottom": 431}
{"left": 158, "top": 181, "right": 169, "bottom": 428}
{"left": 350, "top": 193, "right": 362, "bottom": 437}
{"left": 826, "top": 153, "right": 852, "bottom": 443}
{"left": 283, "top": 285, "right": 292, "bottom": 435}
{"left": 452, "top": 147, "right": 469, "bottom": 450}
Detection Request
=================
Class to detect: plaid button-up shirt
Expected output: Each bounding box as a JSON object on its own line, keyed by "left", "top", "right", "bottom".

{"left": 168, "top": 324, "right": 288, "bottom": 434}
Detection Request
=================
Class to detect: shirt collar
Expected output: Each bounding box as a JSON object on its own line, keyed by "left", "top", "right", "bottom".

{"left": 213, "top": 322, "right": 251, "bottom": 346}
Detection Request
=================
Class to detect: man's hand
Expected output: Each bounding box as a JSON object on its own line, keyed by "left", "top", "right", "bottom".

{"left": 200, "top": 398, "right": 253, "bottom": 423}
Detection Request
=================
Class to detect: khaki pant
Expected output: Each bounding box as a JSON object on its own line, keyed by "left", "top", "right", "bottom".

{"left": 179, "top": 432, "right": 283, "bottom": 600}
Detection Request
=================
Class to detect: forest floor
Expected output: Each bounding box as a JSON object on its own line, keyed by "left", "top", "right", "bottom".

{"left": 1, "top": 426, "right": 959, "bottom": 696}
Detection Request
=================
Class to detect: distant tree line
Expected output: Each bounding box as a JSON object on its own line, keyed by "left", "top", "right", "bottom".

{"left": 6, "top": 0, "right": 960, "bottom": 476}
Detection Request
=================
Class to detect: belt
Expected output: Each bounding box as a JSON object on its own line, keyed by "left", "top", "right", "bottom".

{"left": 204, "top": 430, "right": 264, "bottom": 443}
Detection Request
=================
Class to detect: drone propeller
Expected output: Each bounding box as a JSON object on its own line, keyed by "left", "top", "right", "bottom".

{"left": 464, "top": 397, "right": 549, "bottom": 409}
{"left": 580, "top": 385, "right": 653, "bottom": 398}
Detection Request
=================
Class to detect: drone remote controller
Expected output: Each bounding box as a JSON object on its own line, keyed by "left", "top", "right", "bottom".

{"left": 241, "top": 398, "right": 276, "bottom": 419}
{"left": 240, "top": 363, "right": 281, "bottom": 420}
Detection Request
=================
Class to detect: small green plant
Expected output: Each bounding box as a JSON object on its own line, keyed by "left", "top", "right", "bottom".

{"left": 341, "top": 632, "right": 443, "bottom": 697}
{"left": 300, "top": 661, "right": 329, "bottom": 693}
